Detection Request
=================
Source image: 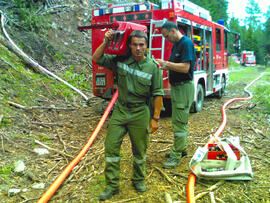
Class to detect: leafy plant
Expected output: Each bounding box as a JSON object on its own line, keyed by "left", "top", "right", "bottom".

{"left": 0, "top": 164, "right": 14, "bottom": 180}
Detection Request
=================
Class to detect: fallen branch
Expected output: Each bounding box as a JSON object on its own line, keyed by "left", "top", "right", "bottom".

{"left": 32, "top": 121, "right": 64, "bottom": 128}
{"left": 216, "top": 198, "right": 226, "bottom": 203}
{"left": 151, "top": 139, "right": 173, "bottom": 144}
{"left": 165, "top": 192, "right": 173, "bottom": 203}
{"left": 66, "top": 159, "right": 86, "bottom": 183}
{"left": 34, "top": 139, "right": 73, "bottom": 158}
{"left": 209, "top": 192, "right": 216, "bottom": 203}
{"left": 1, "top": 133, "right": 35, "bottom": 153}
{"left": 0, "top": 134, "right": 4, "bottom": 153}
{"left": 40, "top": 5, "right": 71, "bottom": 15}
{"left": 47, "top": 161, "right": 62, "bottom": 176}
{"left": 195, "top": 181, "right": 224, "bottom": 201}
{"left": 113, "top": 196, "right": 142, "bottom": 203}
{"left": 7, "top": 101, "right": 27, "bottom": 110}
{"left": 56, "top": 131, "right": 67, "bottom": 153}
{"left": 229, "top": 104, "right": 244, "bottom": 110}
{"left": 170, "top": 171, "right": 188, "bottom": 180}
{"left": 195, "top": 191, "right": 208, "bottom": 200}
{"left": 249, "top": 125, "right": 266, "bottom": 138}
{"left": 0, "top": 11, "right": 89, "bottom": 101}
{"left": 249, "top": 155, "right": 270, "bottom": 164}
{"left": 154, "top": 166, "right": 175, "bottom": 184}
{"left": 0, "top": 57, "right": 19, "bottom": 71}
{"left": 7, "top": 101, "right": 76, "bottom": 111}
{"left": 156, "top": 146, "right": 172, "bottom": 153}
{"left": 247, "top": 102, "right": 257, "bottom": 110}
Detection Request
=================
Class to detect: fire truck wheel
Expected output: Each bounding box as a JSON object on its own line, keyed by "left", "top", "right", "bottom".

{"left": 161, "top": 98, "right": 172, "bottom": 116}
{"left": 190, "top": 83, "right": 204, "bottom": 113}
{"left": 216, "top": 76, "right": 226, "bottom": 99}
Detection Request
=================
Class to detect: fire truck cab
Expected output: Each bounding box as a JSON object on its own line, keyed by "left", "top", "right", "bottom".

{"left": 241, "top": 50, "right": 256, "bottom": 67}
{"left": 83, "top": 0, "right": 237, "bottom": 112}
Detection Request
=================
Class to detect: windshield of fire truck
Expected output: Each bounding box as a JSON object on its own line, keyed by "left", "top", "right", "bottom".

{"left": 247, "top": 56, "right": 255, "bottom": 62}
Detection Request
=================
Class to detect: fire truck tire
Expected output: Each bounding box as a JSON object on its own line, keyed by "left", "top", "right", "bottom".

{"left": 216, "top": 76, "right": 226, "bottom": 99}
{"left": 161, "top": 98, "right": 172, "bottom": 116}
{"left": 190, "top": 83, "right": 204, "bottom": 113}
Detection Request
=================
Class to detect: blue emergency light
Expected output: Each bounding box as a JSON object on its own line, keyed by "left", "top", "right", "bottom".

{"left": 134, "top": 4, "right": 140, "bottom": 12}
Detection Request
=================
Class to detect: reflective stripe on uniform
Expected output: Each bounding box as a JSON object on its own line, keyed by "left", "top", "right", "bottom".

{"left": 174, "top": 132, "right": 187, "bottom": 137}
{"left": 117, "top": 62, "right": 152, "bottom": 80}
{"left": 105, "top": 156, "right": 120, "bottom": 163}
{"left": 134, "top": 155, "right": 146, "bottom": 164}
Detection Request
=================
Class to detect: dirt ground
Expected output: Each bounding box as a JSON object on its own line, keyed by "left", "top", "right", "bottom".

{"left": 1, "top": 70, "right": 270, "bottom": 203}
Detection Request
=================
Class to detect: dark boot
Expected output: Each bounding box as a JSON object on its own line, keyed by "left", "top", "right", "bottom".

{"left": 163, "top": 157, "right": 181, "bottom": 169}
{"left": 99, "top": 188, "right": 119, "bottom": 201}
{"left": 132, "top": 181, "right": 146, "bottom": 192}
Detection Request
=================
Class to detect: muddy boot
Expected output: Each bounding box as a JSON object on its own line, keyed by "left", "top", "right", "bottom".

{"left": 163, "top": 157, "right": 181, "bottom": 169}
{"left": 132, "top": 181, "right": 146, "bottom": 192}
{"left": 99, "top": 188, "right": 119, "bottom": 201}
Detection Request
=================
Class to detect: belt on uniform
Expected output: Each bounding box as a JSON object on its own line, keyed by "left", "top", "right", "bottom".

{"left": 170, "top": 80, "right": 191, "bottom": 86}
{"left": 118, "top": 101, "right": 146, "bottom": 108}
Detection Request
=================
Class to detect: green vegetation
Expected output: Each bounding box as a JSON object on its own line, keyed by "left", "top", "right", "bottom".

{"left": 227, "top": 0, "right": 270, "bottom": 64}
{"left": 229, "top": 66, "right": 270, "bottom": 114}
{"left": 5, "top": 0, "right": 50, "bottom": 33}
{"left": 88, "top": 175, "right": 106, "bottom": 196}
{"left": 0, "top": 43, "right": 88, "bottom": 116}
{"left": 228, "top": 57, "right": 241, "bottom": 68}
{"left": 191, "top": 0, "right": 228, "bottom": 22}
{"left": 0, "top": 164, "right": 14, "bottom": 181}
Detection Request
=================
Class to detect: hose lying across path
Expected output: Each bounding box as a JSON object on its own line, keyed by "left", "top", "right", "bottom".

{"left": 38, "top": 90, "right": 119, "bottom": 203}
{"left": 186, "top": 73, "right": 265, "bottom": 203}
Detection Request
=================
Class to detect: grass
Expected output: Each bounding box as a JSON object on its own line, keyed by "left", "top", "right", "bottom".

{"left": 228, "top": 63, "right": 270, "bottom": 114}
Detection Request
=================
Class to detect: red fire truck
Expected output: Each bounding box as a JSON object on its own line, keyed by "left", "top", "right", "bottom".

{"left": 80, "top": 0, "right": 240, "bottom": 112}
{"left": 240, "top": 50, "right": 256, "bottom": 67}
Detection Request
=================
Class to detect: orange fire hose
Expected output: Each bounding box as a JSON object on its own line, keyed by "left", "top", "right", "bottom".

{"left": 186, "top": 73, "right": 265, "bottom": 203}
{"left": 37, "top": 89, "right": 119, "bottom": 203}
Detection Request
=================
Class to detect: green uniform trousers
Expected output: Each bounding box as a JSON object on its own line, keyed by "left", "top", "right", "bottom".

{"left": 170, "top": 81, "right": 194, "bottom": 159}
{"left": 104, "top": 102, "right": 150, "bottom": 190}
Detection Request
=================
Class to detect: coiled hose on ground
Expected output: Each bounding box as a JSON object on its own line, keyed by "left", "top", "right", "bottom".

{"left": 186, "top": 73, "right": 265, "bottom": 203}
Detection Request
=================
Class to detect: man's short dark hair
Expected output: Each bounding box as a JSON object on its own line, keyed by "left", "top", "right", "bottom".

{"left": 162, "top": 21, "right": 178, "bottom": 31}
{"left": 127, "top": 30, "right": 148, "bottom": 45}
{"left": 114, "top": 30, "right": 148, "bottom": 61}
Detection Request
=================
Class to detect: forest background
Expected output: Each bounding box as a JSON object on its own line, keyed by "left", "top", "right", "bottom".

{"left": 1, "top": 0, "right": 270, "bottom": 64}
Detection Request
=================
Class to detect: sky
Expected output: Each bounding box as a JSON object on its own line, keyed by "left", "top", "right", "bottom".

{"left": 227, "top": 0, "right": 270, "bottom": 24}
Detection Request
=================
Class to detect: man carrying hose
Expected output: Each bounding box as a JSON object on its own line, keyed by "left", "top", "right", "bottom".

{"left": 92, "top": 29, "right": 164, "bottom": 200}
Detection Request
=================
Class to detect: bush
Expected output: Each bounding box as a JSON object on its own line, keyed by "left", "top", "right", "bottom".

{"left": 7, "top": 0, "right": 50, "bottom": 33}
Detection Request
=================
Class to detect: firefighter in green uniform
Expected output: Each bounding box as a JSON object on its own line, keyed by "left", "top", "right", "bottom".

{"left": 156, "top": 21, "right": 195, "bottom": 169}
{"left": 93, "top": 29, "right": 164, "bottom": 200}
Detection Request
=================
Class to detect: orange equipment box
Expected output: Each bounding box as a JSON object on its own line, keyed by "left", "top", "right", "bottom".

{"left": 207, "top": 143, "right": 240, "bottom": 160}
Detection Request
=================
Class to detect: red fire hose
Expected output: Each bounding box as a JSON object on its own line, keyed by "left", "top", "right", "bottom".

{"left": 186, "top": 73, "right": 265, "bottom": 203}
{"left": 37, "top": 89, "right": 118, "bottom": 203}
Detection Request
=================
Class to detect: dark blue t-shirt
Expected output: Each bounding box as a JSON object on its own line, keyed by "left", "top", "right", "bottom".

{"left": 169, "top": 36, "right": 195, "bottom": 84}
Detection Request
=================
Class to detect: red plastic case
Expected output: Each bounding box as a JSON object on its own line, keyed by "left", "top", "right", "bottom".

{"left": 207, "top": 143, "right": 240, "bottom": 160}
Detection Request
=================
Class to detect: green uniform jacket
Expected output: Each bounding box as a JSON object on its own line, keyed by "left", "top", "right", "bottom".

{"left": 97, "top": 54, "right": 164, "bottom": 106}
